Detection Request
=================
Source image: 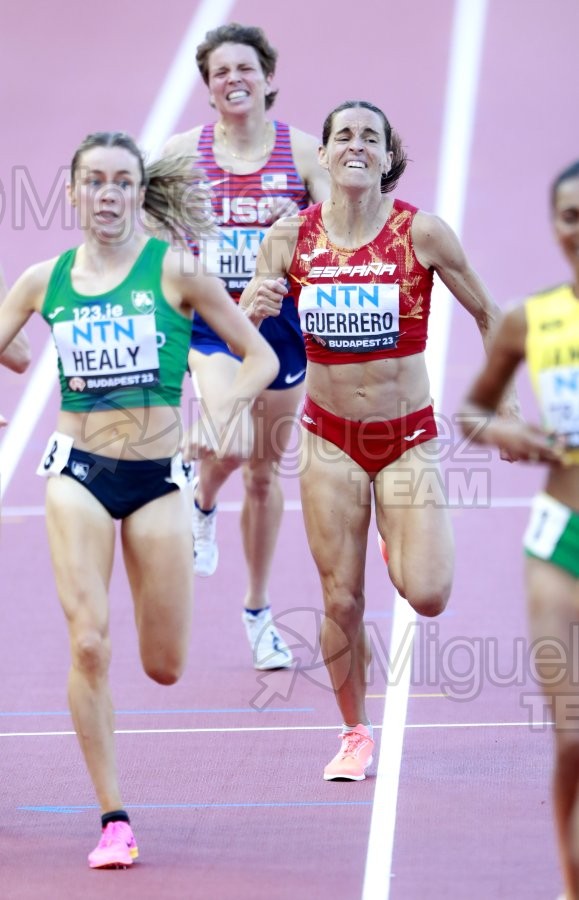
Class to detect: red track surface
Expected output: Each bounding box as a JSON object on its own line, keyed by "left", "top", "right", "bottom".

{"left": 1, "top": 2, "right": 578, "bottom": 898}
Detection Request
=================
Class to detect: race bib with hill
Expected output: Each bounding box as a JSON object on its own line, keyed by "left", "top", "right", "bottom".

{"left": 201, "top": 226, "right": 266, "bottom": 293}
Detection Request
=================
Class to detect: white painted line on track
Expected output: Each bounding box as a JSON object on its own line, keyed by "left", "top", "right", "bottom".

{"left": 0, "top": 0, "right": 236, "bottom": 500}
{"left": 1, "top": 497, "right": 534, "bottom": 518}
{"left": 362, "top": 2, "right": 490, "bottom": 899}
{"left": 0, "top": 720, "right": 552, "bottom": 739}
{"left": 139, "top": 0, "right": 236, "bottom": 159}
{"left": 0, "top": 341, "right": 57, "bottom": 500}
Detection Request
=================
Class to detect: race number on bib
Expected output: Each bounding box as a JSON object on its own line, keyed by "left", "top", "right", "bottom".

{"left": 168, "top": 453, "right": 193, "bottom": 489}
{"left": 298, "top": 282, "right": 400, "bottom": 353}
{"left": 201, "top": 227, "right": 266, "bottom": 293}
{"left": 36, "top": 431, "right": 74, "bottom": 477}
{"left": 539, "top": 366, "right": 579, "bottom": 448}
{"left": 52, "top": 314, "right": 160, "bottom": 394}
{"left": 523, "top": 492, "right": 571, "bottom": 558}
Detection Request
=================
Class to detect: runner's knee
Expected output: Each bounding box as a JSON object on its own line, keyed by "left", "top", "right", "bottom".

{"left": 386, "top": 559, "right": 451, "bottom": 617}
{"left": 407, "top": 586, "right": 450, "bottom": 619}
{"left": 71, "top": 629, "right": 110, "bottom": 678}
{"left": 399, "top": 582, "right": 450, "bottom": 618}
{"left": 142, "top": 652, "right": 186, "bottom": 686}
{"left": 243, "top": 462, "right": 277, "bottom": 502}
{"left": 411, "top": 594, "right": 449, "bottom": 618}
{"left": 323, "top": 590, "right": 364, "bottom": 634}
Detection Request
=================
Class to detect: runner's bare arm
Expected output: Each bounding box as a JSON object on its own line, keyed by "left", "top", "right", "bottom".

{"left": 239, "top": 217, "right": 300, "bottom": 325}
{"left": 0, "top": 262, "right": 52, "bottom": 357}
{"left": 460, "top": 305, "right": 562, "bottom": 463}
{"left": 290, "top": 127, "right": 330, "bottom": 203}
{"left": 0, "top": 267, "right": 32, "bottom": 373}
{"left": 163, "top": 246, "right": 279, "bottom": 393}
{"left": 413, "top": 211, "right": 522, "bottom": 419}
{"left": 160, "top": 126, "right": 203, "bottom": 159}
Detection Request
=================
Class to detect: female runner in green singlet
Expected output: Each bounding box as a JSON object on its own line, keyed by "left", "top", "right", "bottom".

{"left": 0, "top": 131, "right": 278, "bottom": 868}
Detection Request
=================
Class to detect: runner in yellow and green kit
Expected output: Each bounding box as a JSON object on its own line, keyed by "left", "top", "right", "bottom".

{"left": 461, "top": 159, "right": 579, "bottom": 900}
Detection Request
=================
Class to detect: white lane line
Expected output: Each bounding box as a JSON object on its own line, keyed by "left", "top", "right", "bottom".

{"left": 362, "top": 2, "right": 490, "bottom": 899}
{"left": 0, "top": 341, "right": 57, "bottom": 500}
{"left": 139, "top": 0, "right": 236, "bottom": 159}
{"left": 0, "top": 720, "right": 551, "bottom": 739}
{"left": 0, "top": 497, "right": 534, "bottom": 518}
{"left": 0, "top": 0, "right": 236, "bottom": 500}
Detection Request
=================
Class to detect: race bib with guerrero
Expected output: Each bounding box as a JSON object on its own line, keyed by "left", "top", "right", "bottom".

{"left": 297, "top": 282, "right": 400, "bottom": 352}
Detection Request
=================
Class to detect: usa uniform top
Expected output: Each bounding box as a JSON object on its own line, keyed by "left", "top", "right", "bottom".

{"left": 525, "top": 282, "right": 579, "bottom": 465}
{"left": 189, "top": 121, "right": 311, "bottom": 390}
{"left": 191, "top": 120, "right": 310, "bottom": 297}
{"left": 288, "top": 199, "right": 433, "bottom": 364}
{"left": 41, "top": 237, "right": 191, "bottom": 412}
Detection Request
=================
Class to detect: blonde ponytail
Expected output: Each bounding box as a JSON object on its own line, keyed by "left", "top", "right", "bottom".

{"left": 143, "top": 155, "right": 215, "bottom": 243}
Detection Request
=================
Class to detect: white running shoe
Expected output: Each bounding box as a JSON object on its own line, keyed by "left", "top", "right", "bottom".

{"left": 191, "top": 477, "right": 218, "bottom": 577}
{"left": 242, "top": 609, "right": 294, "bottom": 670}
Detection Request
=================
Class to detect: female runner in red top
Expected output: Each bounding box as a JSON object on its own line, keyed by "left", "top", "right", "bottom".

{"left": 241, "top": 99, "right": 521, "bottom": 781}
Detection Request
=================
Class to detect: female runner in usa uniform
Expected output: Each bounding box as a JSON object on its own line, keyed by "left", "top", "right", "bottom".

{"left": 164, "top": 23, "right": 329, "bottom": 671}
{"left": 241, "top": 100, "right": 520, "bottom": 781}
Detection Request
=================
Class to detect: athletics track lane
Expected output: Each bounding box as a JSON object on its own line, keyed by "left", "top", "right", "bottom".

{"left": 2, "top": 2, "right": 578, "bottom": 898}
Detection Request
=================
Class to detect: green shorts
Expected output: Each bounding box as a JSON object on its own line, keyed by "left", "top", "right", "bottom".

{"left": 523, "top": 492, "right": 579, "bottom": 578}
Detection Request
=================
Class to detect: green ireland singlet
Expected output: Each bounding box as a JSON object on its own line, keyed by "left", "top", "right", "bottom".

{"left": 41, "top": 238, "right": 191, "bottom": 412}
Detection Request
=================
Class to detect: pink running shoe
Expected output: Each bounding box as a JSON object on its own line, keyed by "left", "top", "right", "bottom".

{"left": 323, "top": 724, "right": 374, "bottom": 781}
{"left": 88, "top": 820, "right": 139, "bottom": 869}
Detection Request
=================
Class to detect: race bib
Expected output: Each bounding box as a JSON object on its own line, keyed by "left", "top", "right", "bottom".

{"left": 36, "top": 431, "right": 73, "bottom": 477}
{"left": 52, "top": 314, "right": 160, "bottom": 394}
{"left": 523, "top": 492, "right": 571, "bottom": 557}
{"left": 201, "top": 227, "right": 266, "bottom": 292}
{"left": 539, "top": 366, "right": 579, "bottom": 447}
{"left": 298, "top": 282, "right": 400, "bottom": 353}
{"left": 167, "top": 453, "right": 193, "bottom": 489}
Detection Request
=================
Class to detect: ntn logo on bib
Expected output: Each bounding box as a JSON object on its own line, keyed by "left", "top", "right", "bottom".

{"left": 53, "top": 314, "right": 160, "bottom": 380}
{"left": 539, "top": 366, "right": 579, "bottom": 444}
{"left": 298, "top": 283, "right": 400, "bottom": 353}
{"left": 201, "top": 227, "right": 267, "bottom": 288}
